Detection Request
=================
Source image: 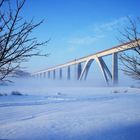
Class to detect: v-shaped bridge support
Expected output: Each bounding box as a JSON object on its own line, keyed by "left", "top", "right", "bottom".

{"left": 76, "top": 53, "right": 118, "bottom": 85}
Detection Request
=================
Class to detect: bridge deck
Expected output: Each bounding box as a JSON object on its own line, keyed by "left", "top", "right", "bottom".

{"left": 33, "top": 40, "right": 140, "bottom": 75}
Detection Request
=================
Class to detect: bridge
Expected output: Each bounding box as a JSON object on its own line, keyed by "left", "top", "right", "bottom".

{"left": 32, "top": 40, "right": 140, "bottom": 85}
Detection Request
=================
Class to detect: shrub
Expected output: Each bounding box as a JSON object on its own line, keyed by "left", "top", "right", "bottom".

{"left": 11, "top": 91, "right": 23, "bottom": 96}
{"left": 113, "top": 90, "right": 119, "bottom": 93}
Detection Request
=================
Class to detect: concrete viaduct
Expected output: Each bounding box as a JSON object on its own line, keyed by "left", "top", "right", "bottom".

{"left": 32, "top": 40, "right": 140, "bottom": 85}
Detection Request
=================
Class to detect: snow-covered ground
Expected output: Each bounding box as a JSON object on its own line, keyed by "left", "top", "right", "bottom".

{"left": 0, "top": 79, "right": 140, "bottom": 140}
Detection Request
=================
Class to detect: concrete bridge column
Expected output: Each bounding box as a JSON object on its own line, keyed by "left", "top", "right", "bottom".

{"left": 77, "top": 63, "right": 82, "bottom": 80}
{"left": 59, "top": 68, "right": 62, "bottom": 80}
{"left": 48, "top": 71, "right": 50, "bottom": 79}
{"left": 79, "top": 60, "right": 93, "bottom": 80}
{"left": 53, "top": 70, "right": 56, "bottom": 80}
{"left": 112, "top": 53, "right": 118, "bottom": 85}
{"left": 67, "top": 66, "right": 71, "bottom": 80}
{"left": 43, "top": 72, "right": 46, "bottom": 78}
{"left": 95, "top": 57, "right": 110, "bottom": 85}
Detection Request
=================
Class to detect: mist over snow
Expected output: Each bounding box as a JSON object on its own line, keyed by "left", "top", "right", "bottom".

{"left": 0, "top": 77, "right": 140, "bottom": 140}
{"left": 0, "top": 78, "right": 105, "bottom": 95}
{"left": 0, "top": 75, "right": 138, "bottom": 96}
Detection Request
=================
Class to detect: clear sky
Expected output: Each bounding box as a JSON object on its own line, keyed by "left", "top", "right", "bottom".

{"left": 18, "top": 0, "right": 140, "bottom": 72}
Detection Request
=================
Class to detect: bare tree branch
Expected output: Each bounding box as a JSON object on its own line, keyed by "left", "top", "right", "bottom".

{"left": 118, "top": 17, "right": 140, "bottom": 80}
{"left": 0, "top": 0, "right": 48, "bottom": 83}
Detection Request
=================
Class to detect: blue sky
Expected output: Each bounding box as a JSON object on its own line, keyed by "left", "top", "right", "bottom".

{"left": 18, "top": 0, "right": 140, "bottom": 72}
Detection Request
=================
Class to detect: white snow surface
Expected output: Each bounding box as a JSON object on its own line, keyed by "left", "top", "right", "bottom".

{"left": 0, "top": 79, "right": 140, "bottom": 140}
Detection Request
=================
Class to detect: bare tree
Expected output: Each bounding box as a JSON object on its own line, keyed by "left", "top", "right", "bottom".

{"left": 0, "top": 0, "right": 48, "bottom": 82}
{"left": 118, "top": 17, "right": 140, "bottom": 80}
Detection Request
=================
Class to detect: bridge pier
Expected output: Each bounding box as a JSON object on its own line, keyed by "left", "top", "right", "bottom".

{"left": 79, "top": 60, "right": 93, "bottom": 80}
{"left": 112, "top": 53, "right": 118, "bottom": 85}
{"left": 77, "top": 63, "right": 82, "bottom": 80}
{"left": 84, "top": 60, "right": 93, "bottom": 80}
{"left": 59, "top": 68, "right": 62, "bottom": 80}
{"left": 100, "top": 58, "right": 112, "bottom": 80}
{"left": 53, "top": 70, "right": 56, "bottom": 80}
{"left": 95, "top": 57, "right": 110, "bottom": 84}
{"left": 43, "top": 72, "right": 46, "bottom": 78}
{"left": 39, "top": 73, "right": 42, "bottom": 78}
{"left": 67, "top": 66, "right": 71, "bottom": 80}
{"left": 48, "top": 71, "right": 50, "bottom": 79}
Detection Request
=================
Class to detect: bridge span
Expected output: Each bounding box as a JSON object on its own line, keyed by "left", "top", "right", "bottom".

{"left": 32, "top": 40, "right": 140, "bottom": 85}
